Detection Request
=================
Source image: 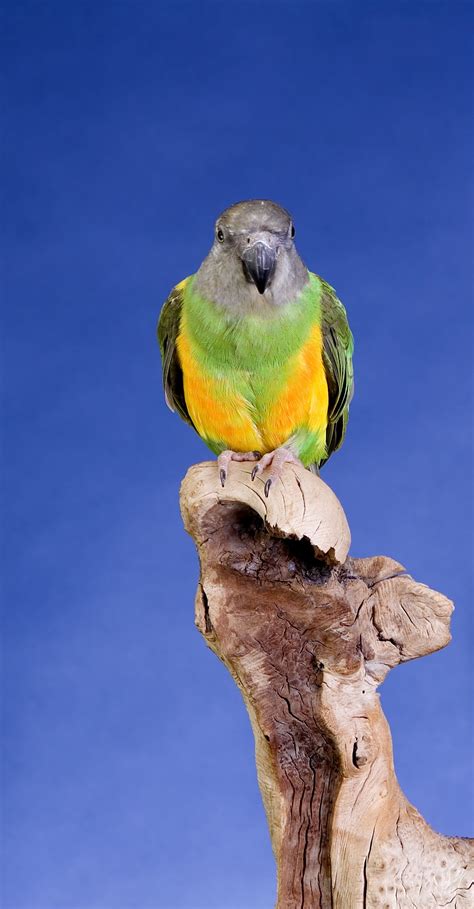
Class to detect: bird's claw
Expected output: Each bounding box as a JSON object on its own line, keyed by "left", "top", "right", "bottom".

{"left": 250, "top": 446, "right": 303, "bottom": 495}
{"left": 218, "top": 447, "right": 302, "bottom": 493}
{"left": 217, "top": 450, "right": 261, "bottom": 487}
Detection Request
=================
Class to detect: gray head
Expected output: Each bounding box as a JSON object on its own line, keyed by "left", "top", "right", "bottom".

{"left": 193, "top": 200, "right": 309, "bottom": 315}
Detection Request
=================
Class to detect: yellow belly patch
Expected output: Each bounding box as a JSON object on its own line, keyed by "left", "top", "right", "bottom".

{"left": 177, "top": 331, "right": 263, "bottom": 451}
{"left": 177, "top": 320, "right": 328, "bottom": 455}
{"left": 260, "top": 323, "right": 329, "bottom": 450}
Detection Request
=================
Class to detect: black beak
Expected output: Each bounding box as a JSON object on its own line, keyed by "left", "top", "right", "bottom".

{"left": 242, "top": 242, "right": 276, "bottom": 294}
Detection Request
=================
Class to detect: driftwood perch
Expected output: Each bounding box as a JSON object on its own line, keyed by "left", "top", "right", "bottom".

{"left": 180, "top": 461, "right": 473, "bottom": 909}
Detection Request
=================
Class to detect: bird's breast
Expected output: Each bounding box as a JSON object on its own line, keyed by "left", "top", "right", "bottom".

{"left": 177, "top": 312, "right": 328, "bottom": 454}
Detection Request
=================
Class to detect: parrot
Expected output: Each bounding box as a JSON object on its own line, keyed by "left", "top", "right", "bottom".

{"left": 157, "top": 200, "right": 354, "bottom": 496}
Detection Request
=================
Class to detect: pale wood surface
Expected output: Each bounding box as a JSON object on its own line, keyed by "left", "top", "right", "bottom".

{"left": 180, "top": 461, "right": 473, "bottom": 909}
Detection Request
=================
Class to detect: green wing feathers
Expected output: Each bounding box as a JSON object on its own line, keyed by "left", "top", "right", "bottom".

{"left": 319, "top": 278, "right": 354, "bottom": 466}
{"left": 157, "top": 282, "right": 194, "bottom": 428}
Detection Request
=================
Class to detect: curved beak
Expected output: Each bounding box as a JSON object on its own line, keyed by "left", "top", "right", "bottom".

{"left": 241, "top": 241, "right": 277, "bottom": 294}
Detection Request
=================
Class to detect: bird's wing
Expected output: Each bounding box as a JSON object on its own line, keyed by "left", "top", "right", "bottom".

{"left": 157, "top": 279, "right": 195, "bottom": 428}
{"left": 319, "top": 278, "right": 354, "bottom": 466}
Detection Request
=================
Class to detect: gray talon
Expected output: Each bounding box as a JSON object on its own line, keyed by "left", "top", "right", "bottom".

{"left": 264, "top": 478, "right": 272, "bottom": 497}
{"left": 251, "top": 466, "right": 258, "bottom": 481}
{"left": 220, "top": 469, "right": 226, "bottom": 487}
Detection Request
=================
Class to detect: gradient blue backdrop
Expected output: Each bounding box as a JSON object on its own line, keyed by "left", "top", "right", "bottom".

{"left": 2, "top": 2, "right": 473, "bottom": 907}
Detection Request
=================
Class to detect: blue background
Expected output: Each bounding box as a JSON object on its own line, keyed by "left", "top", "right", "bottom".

{"left": 3, "top": 2, "right": 473, "bottom": 907}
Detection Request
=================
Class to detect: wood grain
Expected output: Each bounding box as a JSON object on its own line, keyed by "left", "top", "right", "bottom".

{"left": 180, "top": 461, "right": 473, "bottom": 908}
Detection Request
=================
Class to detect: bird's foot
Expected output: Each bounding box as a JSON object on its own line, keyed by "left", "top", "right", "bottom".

{"left": 217, "top": 450, "right": 261, "bottom": 487}
{"left": 251, "top": 446, "right": 303, "bottom": 497}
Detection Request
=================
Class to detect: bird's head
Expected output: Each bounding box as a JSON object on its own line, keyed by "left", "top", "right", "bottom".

{"left": 194, "top": 200, "right": 309, "bottom": 314}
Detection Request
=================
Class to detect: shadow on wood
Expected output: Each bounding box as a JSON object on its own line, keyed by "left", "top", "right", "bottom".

{"left": 180, "top": 461, "right": 473, "bottom": 909}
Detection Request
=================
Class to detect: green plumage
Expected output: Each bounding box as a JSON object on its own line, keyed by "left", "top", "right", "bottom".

{"left": 318, "top": 278, "right": 354, "bottom": 466}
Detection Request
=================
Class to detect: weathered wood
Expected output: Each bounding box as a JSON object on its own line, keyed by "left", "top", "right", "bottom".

{"left": 180, "top": 461, "right": 474, "bottom": 909}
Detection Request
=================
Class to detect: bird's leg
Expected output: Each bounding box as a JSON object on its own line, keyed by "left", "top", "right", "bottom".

{"left": 251, "top": 446, "right": 303, "bottom": 497}
{"left": 217, "top": 450, "right": 261, "bottom": 487}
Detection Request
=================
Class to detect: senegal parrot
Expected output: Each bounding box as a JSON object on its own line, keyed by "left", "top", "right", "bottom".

{"left": 157, "top": 200, "right": 354, "bottom": 495}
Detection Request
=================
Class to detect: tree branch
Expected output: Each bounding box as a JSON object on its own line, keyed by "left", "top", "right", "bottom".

{"left": 180, "top": 461, "right": 473, "bottom": 909}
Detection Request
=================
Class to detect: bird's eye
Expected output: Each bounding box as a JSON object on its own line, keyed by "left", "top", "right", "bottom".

{"left": 290, "top": 223, "right": 295, "bottom": 239}
{"left": 217, "top": 227, "right": 225, "bottom": 243}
